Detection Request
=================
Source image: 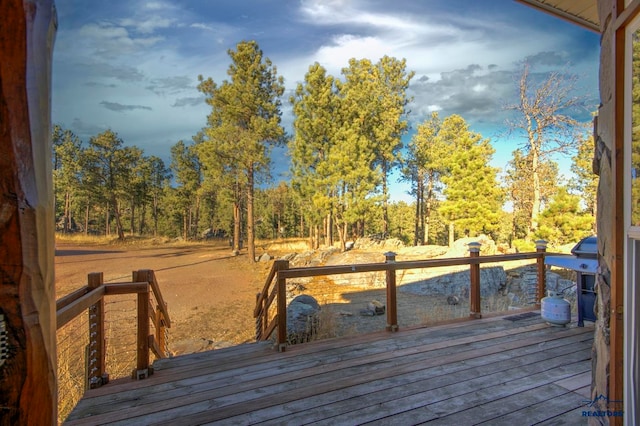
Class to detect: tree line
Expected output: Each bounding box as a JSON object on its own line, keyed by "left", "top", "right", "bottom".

{"left": 53, "top": 40, "right": 598, "bottom": 259}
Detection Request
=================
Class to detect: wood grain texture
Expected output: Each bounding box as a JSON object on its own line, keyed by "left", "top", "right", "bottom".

{"left": 65, "top": 314, "right": 594, "bottom": 425}
{"left": 0, "top": 0, "right": 57, "bottom": 424}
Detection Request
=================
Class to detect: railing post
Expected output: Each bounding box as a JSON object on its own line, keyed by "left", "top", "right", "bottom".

{"left": 133, "top": 270, "right": 151, "bottom": 379}
{"left": 156, "top": 304, "right": 167, "bottom": 357}
{"left": 535, "top": 240, "right": 548, "bottom": 307}
{"left": 275, "top": 260, "right": 289, "bottom": 352}
{"left": 385, "top": 252, "right": 398, "bottom": 331}
{"left": 255, "top": 292, "right": 263, "bottom": 340}
{"left": 87, "top": 272, "right": 108, "bottom": 389}
{"left": 468, "top": 242, "right": 482, "bottom": 319}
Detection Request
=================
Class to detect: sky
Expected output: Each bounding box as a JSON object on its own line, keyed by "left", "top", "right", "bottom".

{"left": 51, "top": 0, "right": 601, "bottom": 201}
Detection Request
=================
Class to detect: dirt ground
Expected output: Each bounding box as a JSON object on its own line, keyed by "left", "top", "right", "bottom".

{"left": 55, "top": 241, "right": 272, "bottom": 355}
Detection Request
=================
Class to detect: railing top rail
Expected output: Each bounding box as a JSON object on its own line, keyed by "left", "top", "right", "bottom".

{"left": 147, "top": 270, "right": 171, "bottom": 327}
{"left": 254, "top": 260, "right": 288, "bottom": 317}
{"left": 278, "top": 251, "right": 544, "bottom": 280}
{"left": 57, "top": 285, "right": 106, "bottom": 330}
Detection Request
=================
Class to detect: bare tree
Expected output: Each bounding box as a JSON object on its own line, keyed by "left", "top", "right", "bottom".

{"left": 506, "top": 63, "right": 584, "bottom": 236}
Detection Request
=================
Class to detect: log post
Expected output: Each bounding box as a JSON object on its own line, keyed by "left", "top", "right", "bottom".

{"left": 275, "top": 260, "right": 289, "bottom": 352}
{"left": 468, "top": 242, "right": 482, "bottom": 319}
{"left": 535, "top": 240, "right": 548, "bottom": 307}
{"left": 0, "top": 0, "right": 57, "bottom": 423}
{"left": 133, "top": 270, "right": 151, "bottom": 379}
{"left": 87, "top": 272, "right": 108, "bottom": 388}
{"left": 385, "top": 252, "right": 398, "bottom": 331}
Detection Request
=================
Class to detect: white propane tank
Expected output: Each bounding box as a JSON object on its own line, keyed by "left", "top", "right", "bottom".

{"left": 541, "top": 291, "right": 571, "bottom": 326}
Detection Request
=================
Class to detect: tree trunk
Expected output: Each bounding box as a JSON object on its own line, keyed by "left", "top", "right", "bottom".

{"left": 153, "top": 194, "right": 159, "bottom": 237}
{"left": 111, "top": 195, "right": 125, "bottom": 240}
{"left": 85, "top": 203, "right": 89, "bottom": 235}
{"left": 233, "top": 202, "right": 241, "bottom": 252}
{"left": 382, "top": 161, "right": 389, "bottom": 235}
{"left": 140, "top": 201, "right": 147, "bottom": 235}
{"left": 448, "top": 222, "right": 455, "bottom": 247}
{"left": 425, "top": 173, "right": 434, "bottom": 245}
{"left": 64, "top": 190, "right": 71, "bottom": 232}
{"left": 247, "top": 165, "right": 256, "bottom": 262}
{"left": 105, "top": 201, "right": 110, "bottom": 236}
{"left": 0, "top": 1, "right": 57, "bottom": 423}
{"left": 337, "top": 221, "right": 347, "bottom": 252}
{"left": 530, "top": 148, "right": 541, "bottom": 236}
{"left": 414, "top": 177, "right": 422, "bottom": 246}
{"left": 182, "top": 209, "right": 188, "bottom": 240}
{"left": 130, "top": 196, "right": 135, "bottom": 236}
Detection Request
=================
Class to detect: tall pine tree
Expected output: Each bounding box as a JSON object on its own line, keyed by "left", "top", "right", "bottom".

{"left": 198, "top": 40, "right": 285, "bottom": 261}
{"left": 437, "top": 115, "right": 504, "bottom": 242}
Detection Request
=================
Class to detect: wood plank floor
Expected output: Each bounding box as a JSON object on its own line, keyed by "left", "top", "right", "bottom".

{"left": 65, "top": 312, "right": 594, "bottom": 425}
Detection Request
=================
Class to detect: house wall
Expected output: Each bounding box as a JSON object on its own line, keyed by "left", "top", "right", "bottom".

{"left": 592, "top": 0, "right": 615, "bottom": 423}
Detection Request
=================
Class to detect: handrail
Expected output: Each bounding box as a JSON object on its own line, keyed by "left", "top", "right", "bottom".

{"left": 255, "top": 244, "right": 549, "bottom": 351}
{"left": 56, "top": 269, "right": 171, "bottom": 388}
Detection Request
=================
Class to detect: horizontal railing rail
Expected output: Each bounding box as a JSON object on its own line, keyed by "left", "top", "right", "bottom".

{"left": 56, "top": 269, "right": 171, "bottom": 388}
{"left": 255, "top": 241, "right": 550, "bottom": 351}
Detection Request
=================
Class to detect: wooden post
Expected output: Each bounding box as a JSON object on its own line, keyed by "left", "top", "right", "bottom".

{"left": 535, "top": 240, "right": 547, "bottom": 307}
{"left": 155, "top": 305, "right": 166, "bottom": 357}
{"left": 87, "top": 272, "right": 108, "bottom": 388}
{"left": 255, "top": 292, "right": 263, "bottom": 340}
{"left": 385, "top": 252, "right": 398, "bottom": 331}
{"left": 276, "top": 260, "right": 289, "bottom": 352}
{"left": 133, "top": 270, "right": 151, "bottom": 379}
{"left": 0, "top": 1, "right": 57, "bottom": 423}
{"left": 468, "top": 242, "right": 482, "bottom": 319}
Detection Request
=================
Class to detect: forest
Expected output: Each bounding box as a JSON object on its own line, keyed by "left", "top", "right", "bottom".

{"left": 52, "top": 41, "right": 598, "bottom": 260}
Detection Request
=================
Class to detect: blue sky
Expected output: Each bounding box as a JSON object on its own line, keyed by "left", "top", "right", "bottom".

{"left": 52, "top": 0, "right": 600, "bottom": 201}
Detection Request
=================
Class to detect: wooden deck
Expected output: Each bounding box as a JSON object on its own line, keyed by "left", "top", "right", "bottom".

{"left": 65, "top": 312, "right": 594, "bottom": 425}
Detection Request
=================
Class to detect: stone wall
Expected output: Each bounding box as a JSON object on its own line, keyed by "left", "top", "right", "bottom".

{"left": 591, "top": 1, "right": 614, "bottom": 423}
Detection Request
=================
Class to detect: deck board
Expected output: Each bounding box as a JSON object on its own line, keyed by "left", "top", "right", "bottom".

{"left": 65, "top": 312, "right": 594, "bottom": 425}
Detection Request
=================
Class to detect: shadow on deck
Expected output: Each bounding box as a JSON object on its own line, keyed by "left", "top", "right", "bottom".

{"left": 65, "top": 312, "right": 594, "bottom": 425}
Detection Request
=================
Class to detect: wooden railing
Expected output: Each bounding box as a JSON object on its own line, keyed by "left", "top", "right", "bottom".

{"left": 255, "top": 242, "right": 549, "bottom": 351}
{"left": 56, "top": 269, "right": 171, "bottom": 387}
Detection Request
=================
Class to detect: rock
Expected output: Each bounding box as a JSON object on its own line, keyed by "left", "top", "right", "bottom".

{"left": 397, "top": 245, "right": 448, "bottom": 259}
{"left": 281, "top": 253, "right": 297, "bottom": 261}
{"left": 353, "top": 237, "right": 405, "bottom": 251}
{"left": 286, "top": 282, "right": 307, "bottom": 301}
{"left": 399, "top": 266, "right": 507, "bottom": 298}
{"left": 445, "top": 235, "right": 497, "bottom": 257}
{"left": 257, "top": 253, "right": 271, "bottom": 262}
{"left": 447, "top": 295, "right": 460, "bottom": 305}
{"left": 286, "top": 295, "right": 321, "bottom": 344}
{"left": 367, "top": 300, "right": 385, "bottom": 315}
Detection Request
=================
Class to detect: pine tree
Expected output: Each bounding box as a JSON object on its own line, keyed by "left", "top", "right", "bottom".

{"left": 289, "top": 63, "right": 339, "bottom": 247}
{"left": 505, "top": 149, "right": 559, "bottom": 240}
{"left": 437, "top": 115, "right": 504, "bottom": 241}
{"left": 84, "top": 129, "right": 134, "bottom": 240}
{"left": 570, "top": 135, "right": 598, "bottom": 231}
{"left": 535, "top": 187, "right": 594, "bottom": 246}
{"left": 170, "top": 141, "right": 202, "bottom": 240}
{"left": 198, "top": 40, "right": 285, "bottom": 261}
{"left": 403, "top": 112, "right": 446, "bottom": 245}
{"left": 52, "top": 125, "right": 83, "bottom": 233}
{"left": 339, "top": 57, "right": 414, "bottom": 235}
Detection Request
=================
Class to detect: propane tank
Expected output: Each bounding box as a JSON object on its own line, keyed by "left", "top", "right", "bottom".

{"left": 541, "top": 291, "right": 571, "bottom": 326}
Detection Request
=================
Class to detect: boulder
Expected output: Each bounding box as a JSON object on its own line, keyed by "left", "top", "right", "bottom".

{"left": 445, "top": 235, "right": 497, "bottom": 257}
{"left": 399, "top": 266, "right": 507, "bottom": 298}
{"left": 286, "top": 295, "right": 321, "bottom": 344}
{"left": 257, "top": 252, "right": 271, "bottom": 262}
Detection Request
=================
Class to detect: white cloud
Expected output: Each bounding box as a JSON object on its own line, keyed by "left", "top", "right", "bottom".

{"left": 120, "top": 16, "right": 175, "bottom": 34}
